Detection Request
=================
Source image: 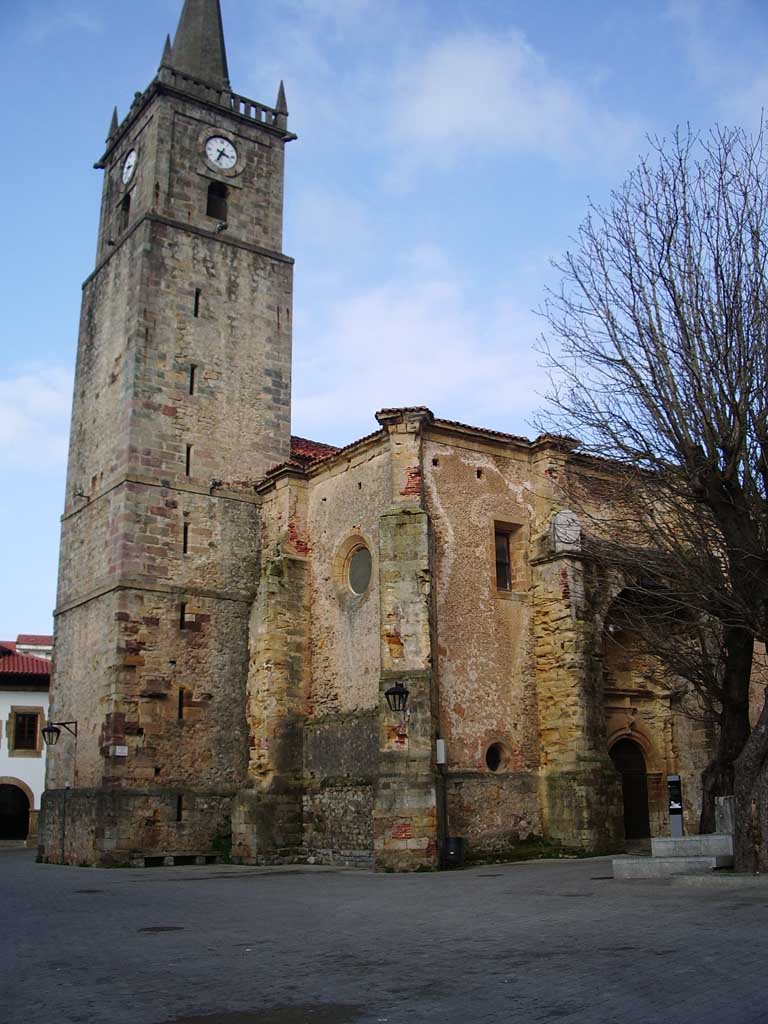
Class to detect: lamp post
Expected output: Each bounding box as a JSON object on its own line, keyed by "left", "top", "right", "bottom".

{"left": 42, "top": 721, "right": 78, "bottom": 746}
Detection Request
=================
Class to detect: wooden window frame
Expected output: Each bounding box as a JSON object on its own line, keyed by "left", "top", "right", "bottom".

{"left": 493, "top": 521, "right": 525, "bottom": 596}
{"left": 7, "top": 707, "right": 44, "bottom": 758}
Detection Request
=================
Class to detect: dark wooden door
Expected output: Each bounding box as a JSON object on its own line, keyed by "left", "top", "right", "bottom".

{"left": 609, "top": 738, "right": 651, "bottom": 839}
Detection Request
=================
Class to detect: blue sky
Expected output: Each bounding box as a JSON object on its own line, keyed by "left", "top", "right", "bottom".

{"left": 1, "top": 0, "right": 767, "bottom": 638}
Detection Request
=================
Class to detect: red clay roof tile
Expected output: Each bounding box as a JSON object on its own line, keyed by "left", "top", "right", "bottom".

{"left": 290, "top": 436, "right": 340, "bottom": 463}
{"left": 0, "top": 645, "right": 51, "bottom": 676}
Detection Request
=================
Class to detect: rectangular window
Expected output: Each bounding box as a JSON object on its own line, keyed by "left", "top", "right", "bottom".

{"left": 189, "top": 364, "right": 197, "bottom": 395}
{"left": 183, "top": 522, "right": 190, "bottom": 555}
{"left": 495, "top": 530, "right": 512, "bottom": 591}
{"left": 12, "top": 711, "right": 40, "bottom": 753}
{"left": 494, "top": 523, "right": 524, "bottom": 593}
{"left": 179, "top": 602, "right": 189, "bottom": 629}
{"left": 206, "top": 182, "right": 228, "bottom": 221}
{"left": 193, "top": 290, "right": 201, "bottom": 318}
{"left": 185, "top": 445, "right": 192, "bottom": 477}
{"left": 178, "top": 687, "right": 185, "bottom": 720}
{"left": 176, "top": 795, "right": 184, "bottom": 822}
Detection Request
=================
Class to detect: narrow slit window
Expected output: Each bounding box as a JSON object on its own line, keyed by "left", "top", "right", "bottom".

{"left": 183, "top": 522, "right": 190, "bottom": 554}
{"left": 185, "top": 445, "right": 192, "bottom": 477}
{"left": 193, "top": 290, "right": 201, "bottom": 318}
{"left": 178, "top": 687, "right": 185, "bottom": 720}
{"left": 495, "top": 530, "right": 512, "bottom": 591}
{"left": 206, "top": 181, "right": 228, "bottom": 221}
{"left": 189, "top": 365, "right": 196, "bottom": 395}
{"left": 119, "top": 193, "right": 131, "bottom": 233}
{"left": 176, "top": 795, "right": 184, "bottom": 822}
{"left": 179, "top": 602, "right": 188, "bottom": 629}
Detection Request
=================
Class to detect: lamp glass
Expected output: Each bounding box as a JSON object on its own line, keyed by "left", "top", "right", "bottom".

{"left": 384, "top": 682, "right": 409, "bottom": 713}
{"left": 42, "top": 724, "right": 62, "bottom": 746}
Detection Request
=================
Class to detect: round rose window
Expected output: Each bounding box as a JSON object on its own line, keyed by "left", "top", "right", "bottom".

{"left": 347, "top": 545, "right": 372, "bottom": 595}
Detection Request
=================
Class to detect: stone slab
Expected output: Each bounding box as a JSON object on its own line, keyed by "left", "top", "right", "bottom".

{"left": 651, "top": 833, "right": 733, "bottom": 858}
{"left": 612, "top": 854, "right": 733, "bottom": 879}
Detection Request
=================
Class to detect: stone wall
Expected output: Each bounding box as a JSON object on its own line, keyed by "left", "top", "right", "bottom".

{"left": 445, "top": 772, "right": 542, "bottom": 862}
{"left": 302, "top": 710, "right": 377, "bottom": 864}
{"left": 423, "top": 434, "right": 539, "bottom": 776}
{"left": 306, "top": 442, "right": 391, "bottom": 717}
{"left": 40, "top": 787, "right": 233, "bottom": 867}
{"left": 234, "top": 477, "right": 308, "bottom": 864}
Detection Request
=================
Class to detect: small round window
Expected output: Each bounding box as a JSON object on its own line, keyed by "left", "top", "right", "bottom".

{"left": 485, "top": 743, "right": 508, "bottom": 772}
{"left": 347, "top": 545, "right": 372, "bottom": 595}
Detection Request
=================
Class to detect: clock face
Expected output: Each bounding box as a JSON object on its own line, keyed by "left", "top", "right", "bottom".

{"left": 121, "top": 150, "right": 137, "bottom": 185}
{"left": 205, "top": 136, "right": 238, "bottom": 170}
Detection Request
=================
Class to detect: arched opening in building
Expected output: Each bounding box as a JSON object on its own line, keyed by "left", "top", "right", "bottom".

{"left": 206, "top": 181, "right": 228, "bottom": 221}
{"left": 609, "top": 738, "right": 651, "bottom": 840}
{"left": 0, "top": 784, "right": 30, "bottom": 840}
{"left": 119, "top": 193, "right": 131, "bottom": 233}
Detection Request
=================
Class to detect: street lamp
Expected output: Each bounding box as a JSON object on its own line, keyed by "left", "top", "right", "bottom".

{"left": 42, "top": 721, "right": 78, "bottom": 746}
{"left": 384, "top": 681, "right": 410, "bottom": 716}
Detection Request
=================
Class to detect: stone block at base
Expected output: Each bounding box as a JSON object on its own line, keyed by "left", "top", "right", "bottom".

{"left": 613, "top": 855, "right": 733, "bottom": 879}
{"left": 651, "top": 834, "right": 733, "bottom": 858}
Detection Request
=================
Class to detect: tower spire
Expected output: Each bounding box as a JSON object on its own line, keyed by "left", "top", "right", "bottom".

{"left": 275, "top": 81, "right": 288, "bottom": 130}
{"left": 160, "top": 34, "right": 173, "bottom": 70}
{"left": 169, "top": 0, "right": 230, "bottom": 88}
{"left": 107, "top": 106, "right": 119, "bottom": 142}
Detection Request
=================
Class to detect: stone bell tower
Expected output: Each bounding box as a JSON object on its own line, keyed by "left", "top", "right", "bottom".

{"left": 40, "top": 0, "right": 295, "bottom": 865}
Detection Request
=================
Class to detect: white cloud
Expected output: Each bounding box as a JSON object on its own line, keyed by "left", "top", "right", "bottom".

{"left": 387, "top": 31, "right": 637, "bottom": 174}
{"left": 26, "top": 10, "right": 102, "bottom": 44}
{"left": 292, "top": 246, "right": 546, "bottom": 444}
{"left": 0, "top": 368, "right": 72, "bottom": 472}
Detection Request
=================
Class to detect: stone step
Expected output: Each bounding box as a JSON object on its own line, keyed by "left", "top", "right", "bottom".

{"left": 129, "top": 853, "right": 221, "bottom": 868}
{"left": 613, "top": 855, "right": 733, "bottom": 879}
{"left": 651, "top": 833, "right": 733, "bottom": 858}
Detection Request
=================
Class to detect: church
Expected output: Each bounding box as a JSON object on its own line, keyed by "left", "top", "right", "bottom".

{"left": 39, "top": 0, "right": 714, "bottom": 869}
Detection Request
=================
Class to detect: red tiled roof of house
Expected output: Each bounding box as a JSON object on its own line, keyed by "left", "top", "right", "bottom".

{"left": 16, "top": 634, "right": 53, "bottom": 646}
{"left": 290, "top": 436, "right": 340, "bottom": 464}
{"left": 0, "top": 644, "right": 51, "bottom": 677}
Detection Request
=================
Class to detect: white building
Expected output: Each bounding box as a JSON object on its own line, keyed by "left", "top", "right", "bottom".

{"left": 0, "top": 636, "right": 51, "bottom": 844}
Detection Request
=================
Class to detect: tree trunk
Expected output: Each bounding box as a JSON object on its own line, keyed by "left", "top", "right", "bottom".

{"left": 734, "top": 688, "right": 768, "bottom": 872}
{"left": 699, "top": 627, "right": 753, "bottom": 833}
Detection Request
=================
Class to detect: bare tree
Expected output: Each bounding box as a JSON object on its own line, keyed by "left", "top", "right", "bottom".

{"left": 538, "top": 125, "right": 768, "bottom": 867}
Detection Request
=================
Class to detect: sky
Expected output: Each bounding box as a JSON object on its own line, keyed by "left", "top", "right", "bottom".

{"left": 1, "top": 0, "right": 767, "bottom": 638}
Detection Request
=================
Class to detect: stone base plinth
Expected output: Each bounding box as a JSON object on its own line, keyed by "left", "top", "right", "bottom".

{"left": 373, "top": 776, "right": 439, "bottom": 872}
{"left": 613, "top": 854, "right": 733, "bottom": 878}
{"left": 38, "top": 787, "right": 234, "bottom": 867}
{"left": 540, "top": 762, "right": 624, "bottom": 854}
{"left": 231, "top": 786, "right": 303, "bottom": 864}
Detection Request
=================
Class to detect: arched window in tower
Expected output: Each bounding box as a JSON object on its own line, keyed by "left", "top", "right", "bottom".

{"left": 206, "top": 181, "right": 228, "bottom": 222}
{"left": 119, "top": 193, "right": 131, "bottom": 233}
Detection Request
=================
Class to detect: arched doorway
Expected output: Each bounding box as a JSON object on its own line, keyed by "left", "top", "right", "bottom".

{"left": 0, "top": 784, "right": 30, "bottom": 840}
{"left": 609, "top": 738, "right": 651, "bottom": 840}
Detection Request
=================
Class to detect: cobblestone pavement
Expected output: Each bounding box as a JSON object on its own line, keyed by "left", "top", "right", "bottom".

{"left": 3, "top": 849, "right": 766, "bottom": 1024}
